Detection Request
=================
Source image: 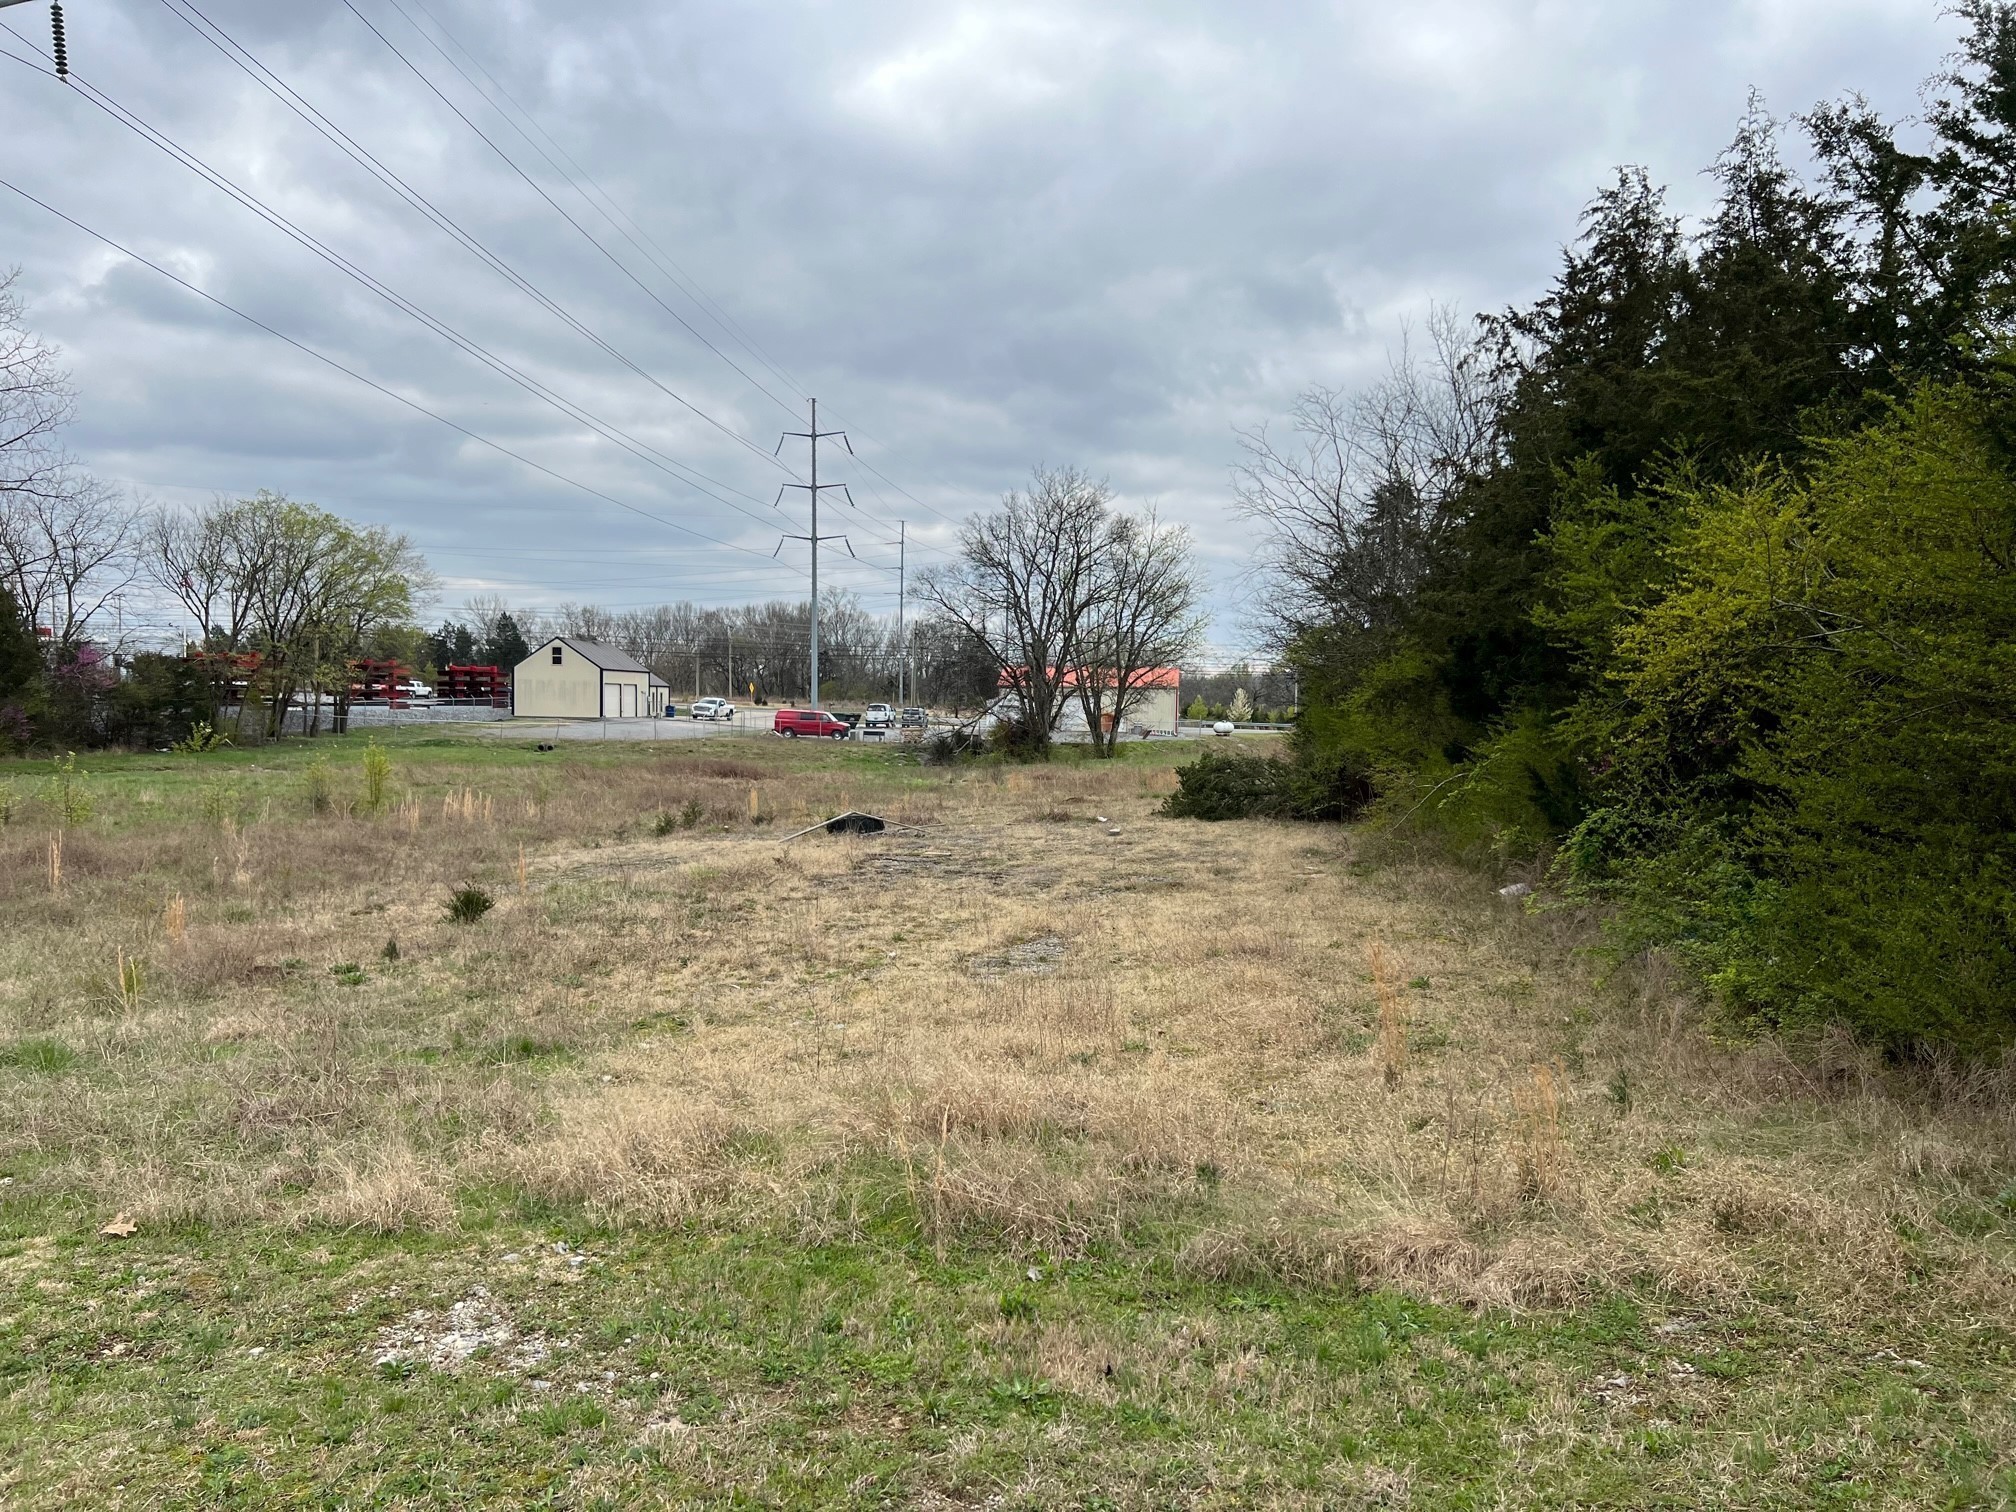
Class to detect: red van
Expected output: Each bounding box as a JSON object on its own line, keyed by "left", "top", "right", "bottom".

{"left": 772, "top": 708, "right": 850, "bottom": 739}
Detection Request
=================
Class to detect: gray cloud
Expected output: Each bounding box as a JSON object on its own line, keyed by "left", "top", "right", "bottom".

{"left": 0, "top": 0, "right": 1955, "bottom": 648}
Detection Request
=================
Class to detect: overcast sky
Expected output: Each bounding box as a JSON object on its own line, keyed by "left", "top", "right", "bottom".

{"left": 0, "top": 0, "right": 1961, "bottom": 658}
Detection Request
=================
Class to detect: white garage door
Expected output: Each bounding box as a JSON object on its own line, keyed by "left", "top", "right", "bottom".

{"left": 603, "top": 683, "right": 621, "bottom": 718}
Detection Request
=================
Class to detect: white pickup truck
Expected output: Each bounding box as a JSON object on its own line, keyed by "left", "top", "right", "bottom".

{"left": 861, "top": 703, "right": 895, "bottom": 732}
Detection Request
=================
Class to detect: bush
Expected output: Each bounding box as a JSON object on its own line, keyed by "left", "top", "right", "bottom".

{"left": 987, "top": 711, "right": 1050, "bottom": 760}
{"left": 444, "top": 886, "right": 494, "bottom": 925}
{"left": 1162, "top": 749, "right": 1374, "bottom": 823}
{"left": 1164, "top": 751, "right": 1296, "bottom": 820}
{"left": 923, "top": 726, "right": 988, "bottom": 764}
{"left": 170, "top": 721, "right": 231, "bottom": 755}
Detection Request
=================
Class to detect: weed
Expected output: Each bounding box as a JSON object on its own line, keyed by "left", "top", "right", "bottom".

{"left": 171, "top": 721, "right": 232, "bottom": 754}
{"left": 1650, "top": 1145, "right": 1688, "bottom": 1177}
{"left": 1608, "top": 1067, "right": 1633, "bottom": 1115}
{"left": 330, "top": 963, "right": 367, "bottom": 987}
{"left": 0, "top": 778, "right": 16, "bottom": 826}
{"left": 381, "top": 938, "right": 400, "bottom": 962}
{"left": 47, "top": 752, "right": 91, "bottom": 827}
{"left": 199, "top": 779, "right": 237, "bottom": 827}
{"left": 305, "top": 757, "right": 333, "bottom": 815}
{"left": 1370, "top": 941, "right": 1407, "bottom": 1090}
{"left": 162, "top": 893, "right": 187, "bottom": 944}
{"left": 641, "top": 798, "right": 709, "bottom": 835}
{"left": 361, "top": 739, "right": 392, "bottom": 814}
{"left": 115, "top": 950, "right": 143, "bottom": 1012}
{"left": 0, "top": 1037, "right": 78, "bottom": 1072}
{"left": 1512, "top": 1063, "right": 1567, "bottom": 1202}
{"left": 445, "top": 885, "right": 494, "bottom": 925}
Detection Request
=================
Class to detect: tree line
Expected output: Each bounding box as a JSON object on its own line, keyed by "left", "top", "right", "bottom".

{"left": 1, "top": 269, "right": 434, "bottom": 747}
{"left": 421, "top": 593, "right": 1000, "bottom": 711}
{"left": 429, "top": 467, "right": 1208, "bottom": 737}
{"left": 1207, "top": 2, "right": 2016, "bottom": 1048}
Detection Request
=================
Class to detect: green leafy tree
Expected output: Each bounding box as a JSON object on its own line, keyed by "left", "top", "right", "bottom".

{"left": 1566, "top": 385, "right": 2016, "bottom": 1047}
{"left": 149, "top": 492, "right": 436, "bottom": 737}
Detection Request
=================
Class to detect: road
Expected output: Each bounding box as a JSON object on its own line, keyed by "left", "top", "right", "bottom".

{"left": 475, "top": 711, "right": 770, "bottom": 742}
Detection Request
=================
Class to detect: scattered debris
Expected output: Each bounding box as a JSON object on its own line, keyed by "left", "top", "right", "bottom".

{"left": 1588, "top": 1372, "right": 1646, "bottom": 1407}
{"left": 1498, "top": 882, "right": 1534, "bottom": 900}
{"left": 370, "top": 1287, "right": 557, "bottom": 1373}
{"left": 98, "top": 1212, "right": 138, "bottom": 1239}
{"left": 778, "top": 810, "right": 925, "bottom": 841}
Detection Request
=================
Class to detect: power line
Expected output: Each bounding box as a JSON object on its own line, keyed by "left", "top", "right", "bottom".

{"left": 352, "top": 0, "right": 974, "bottom": 562}
{"left": 142, "top": 0, "right": 793, "bottom": 503}
{"left": 0, "top": 173, "right": 803, "bottom": 569}
{"left": 389, "top": 0, "right": 815, "bottom": 410}
{"left": 0, "top": 35, "right": 794, "bottom": 534}
{"left": 336, "top": 0, "right": 804, "bottom": 462}
{"left": 775, "top": 399, "right": 856, "bottom": 707}
{"left": 162, "top": 4, "right": 954, "bottom": 582}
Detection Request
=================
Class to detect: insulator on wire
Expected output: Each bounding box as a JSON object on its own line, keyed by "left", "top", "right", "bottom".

{"left": 49, "top": 2, "right": 67, "bottom": 79}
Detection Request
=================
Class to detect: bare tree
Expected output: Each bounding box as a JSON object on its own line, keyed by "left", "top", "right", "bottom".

{"left": 1, "top": 479, "right": 141, "bottom": 650}
{"left": 1232, "top": 307, "right": 1501, "bottom": 653}
{"left": 1072, "top": 507, "right": 1204, "bottom": 756}
{"left": 915, "top": 466, "right": 1113, "bottom": 753}
{"left": 0, "top": 271, "right": 138, "bottom": 650}
{"left": 0, "top": 271, "right": 72, "bottom": 510}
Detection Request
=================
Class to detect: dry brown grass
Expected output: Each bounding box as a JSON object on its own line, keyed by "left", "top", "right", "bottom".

{"left": 3, "top": 738, "right": 2014, "bottom": 1323}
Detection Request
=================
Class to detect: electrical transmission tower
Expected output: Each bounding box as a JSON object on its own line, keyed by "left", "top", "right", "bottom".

{"left": 774, "top": 398, "right": 854, "bottom": 709}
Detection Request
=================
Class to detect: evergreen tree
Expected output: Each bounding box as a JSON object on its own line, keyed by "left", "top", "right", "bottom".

{"left": 0, "top": 585, "right": 44, "bottom": 747}
{"left": 482, "top": 613, "right": 530, "bottom": 669}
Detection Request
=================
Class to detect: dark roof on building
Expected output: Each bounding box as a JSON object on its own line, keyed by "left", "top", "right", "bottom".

{"left": 527, "top": 635, "right": 651, "bottom": 674}
{"left": 648, "top": 674, "right": 670, "bottom": 687}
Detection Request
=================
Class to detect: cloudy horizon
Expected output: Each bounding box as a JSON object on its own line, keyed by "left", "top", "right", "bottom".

{"left": 0, "top": 0, "right": 1963, "bottom": 661}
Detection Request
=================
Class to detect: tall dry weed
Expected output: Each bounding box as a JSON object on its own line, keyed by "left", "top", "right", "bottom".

{"left": 1369, "top": 941, "right": 1406, "bottom": 1090}
{"left": 1511, "top": 1063, "right": 1568, "bottom": 1204}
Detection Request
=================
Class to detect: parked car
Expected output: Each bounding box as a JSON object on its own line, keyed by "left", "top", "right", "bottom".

{"left": 772, "top": 708, "right": 851, "bottom": 739}
{"left": 861, "top": 703, "right": 895, "bottom": 730}
{"left": 396, "top": 680, "right": 433, "bottom": 699}
{"left": 690, "top": 697, "right": 736, "bottom": 721}
{"left": 900, "top": 707, "right": 928, "bottom": 728}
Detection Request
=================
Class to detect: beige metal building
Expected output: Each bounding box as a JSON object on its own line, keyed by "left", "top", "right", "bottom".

{"left": 512, "top": 636, "right": 671, "bottom": 719}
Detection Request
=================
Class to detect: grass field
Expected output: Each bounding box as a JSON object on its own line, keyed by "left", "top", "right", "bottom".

{"left": 2, "top": 728, "right": 2013, "bottom": 1508}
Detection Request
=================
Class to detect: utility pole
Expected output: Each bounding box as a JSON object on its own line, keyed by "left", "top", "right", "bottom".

{"left": 774, "top": 398, "right": 854, "bottom": 709}
{"left": 895, "top": 520, "right": 906, "bottom": 706}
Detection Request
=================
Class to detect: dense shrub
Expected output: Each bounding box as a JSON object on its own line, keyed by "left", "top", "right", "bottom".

{"left": 1162, "top": 749, "right": 1374, "bottom": 822}
{"left": 986, "top": 712, "right": 1050, "bottom": 761}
